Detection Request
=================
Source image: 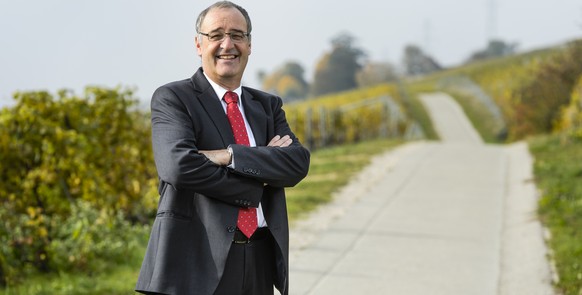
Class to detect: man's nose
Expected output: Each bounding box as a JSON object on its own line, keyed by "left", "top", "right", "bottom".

{"left": 220, "top": 36, "right": 235, "bottom": 49}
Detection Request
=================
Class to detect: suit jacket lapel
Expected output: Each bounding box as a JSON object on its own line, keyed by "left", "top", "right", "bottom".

{"left": 241, "top": 89, "right": 267, "bottom": 146}
{"left": 190, "top": 69, "right": 236, "bottom": 146}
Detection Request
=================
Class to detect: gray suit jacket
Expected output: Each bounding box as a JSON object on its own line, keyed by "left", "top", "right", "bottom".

{"left": 135, "top": 68, "right": 310, "bottom": 295}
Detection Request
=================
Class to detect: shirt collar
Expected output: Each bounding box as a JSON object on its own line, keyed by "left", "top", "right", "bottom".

{"left": 203, "top": 72, "right": 243, "bottom": 102}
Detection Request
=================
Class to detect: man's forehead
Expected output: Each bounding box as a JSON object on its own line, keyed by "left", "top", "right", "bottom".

{"left": 201, "top": 7, "right": 247, "bottom": 30}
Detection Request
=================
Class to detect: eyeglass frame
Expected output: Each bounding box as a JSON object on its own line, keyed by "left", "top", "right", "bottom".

{"left": 197, "top": 31, "right": 251, "bottom": 43}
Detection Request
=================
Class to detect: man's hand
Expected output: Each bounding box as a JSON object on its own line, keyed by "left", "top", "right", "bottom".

{"left": 268, "top": 135, "right": 292, "bottom": 147}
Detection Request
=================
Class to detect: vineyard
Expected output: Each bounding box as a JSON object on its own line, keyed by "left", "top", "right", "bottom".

{"left": 1, "top": 38, "right": 582, "bottom": 293}
{"left": 283, "top": 82, "right": 435, "bottom": 150}
{"left": 428, "top": 40, "right": 582, "bottom": 142}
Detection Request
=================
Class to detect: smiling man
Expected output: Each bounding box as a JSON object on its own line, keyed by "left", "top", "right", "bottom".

{"left": 135, "top": 1, "right": 310, "bottom": 295}
{"left": 196, "top": 4, "right": 250, "bottom": 90}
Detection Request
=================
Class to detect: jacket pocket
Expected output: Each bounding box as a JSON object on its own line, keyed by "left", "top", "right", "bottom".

{"left": 156, "top": 210, "right": 191, "bottom": 221}
{"left": 156, "top": 183, "right": 194, "bottom": 219}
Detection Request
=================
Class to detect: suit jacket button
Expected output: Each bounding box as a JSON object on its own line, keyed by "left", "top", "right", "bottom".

{"left": 227, "top": 226, "right": 236, "bottom": 233}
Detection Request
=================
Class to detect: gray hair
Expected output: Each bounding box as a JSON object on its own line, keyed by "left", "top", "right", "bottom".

{"left": 196, "top": 1, "right": 252, "bottom": 35}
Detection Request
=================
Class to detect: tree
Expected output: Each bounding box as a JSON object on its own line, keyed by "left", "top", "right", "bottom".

{"left": 356, "top": 62, "right": 399, "bottom": 87}
{"left": 311, "top": 32, "right": 366, "bottom": 96}
{"left": 261, "top": 61, "right": 308, "bottom": 102}
{"left": 466, "top": 39, "right": 518, "bottom": 63}
{"left": 402, "top": 44, "right": 442, "bottom": 76}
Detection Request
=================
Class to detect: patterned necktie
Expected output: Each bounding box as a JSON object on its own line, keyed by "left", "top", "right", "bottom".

{"left": 223, "top": 91, "right": 257, "bottom": 238}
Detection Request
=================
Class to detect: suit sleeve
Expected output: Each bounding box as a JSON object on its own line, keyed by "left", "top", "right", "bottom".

{"left": 151, "top": 86, "right": 263, "bottom": 206}
{"left": 229, "top": 96, "right": 310, "bottom": 188}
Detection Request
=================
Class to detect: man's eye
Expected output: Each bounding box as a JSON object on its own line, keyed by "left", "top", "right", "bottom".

{"left": 209, "top": 34, "right": 224, "bottom": 41}
{"left": 230, "top": 33, "right": 244, "bottom": 41}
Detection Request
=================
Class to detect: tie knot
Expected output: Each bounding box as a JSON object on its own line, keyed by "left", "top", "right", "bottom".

{"left": 224, "top": 91, "right": 239, "bottom": 105}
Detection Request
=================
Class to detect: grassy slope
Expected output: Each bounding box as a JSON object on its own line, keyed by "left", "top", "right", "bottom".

{"left": 529, "top": 134, "right": 582, "bottom": 295}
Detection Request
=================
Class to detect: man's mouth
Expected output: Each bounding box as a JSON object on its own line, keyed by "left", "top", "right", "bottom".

{"left": 217, "top": 54, "right": 238, "bottom": 60}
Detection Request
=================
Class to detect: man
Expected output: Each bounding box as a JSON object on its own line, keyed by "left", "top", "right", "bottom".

{"left": 135, "top": 1, "right": 310, "bottom": 295}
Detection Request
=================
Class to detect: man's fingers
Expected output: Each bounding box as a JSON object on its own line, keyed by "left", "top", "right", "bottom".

{"left": 268, "top": 135, "right": 281, "bottom": 146}
{"left": 281, "top": 136, "right": 292, "bottom": 147}
{"left": 268, "top": 135, "right": 292, "bottom": 147}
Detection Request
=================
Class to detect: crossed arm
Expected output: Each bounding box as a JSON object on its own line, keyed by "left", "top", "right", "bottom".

{"left": 198, "top": 135, "right": 293, "bottom": 166}
{"left": 151, "top": 85, "right": 309, "bottom": 204}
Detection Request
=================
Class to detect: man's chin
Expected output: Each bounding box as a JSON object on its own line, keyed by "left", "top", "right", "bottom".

{"left": 216, "top": 66, "right": 245, "bottom": 79}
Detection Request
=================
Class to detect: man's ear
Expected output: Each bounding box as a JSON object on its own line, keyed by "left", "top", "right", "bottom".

{"left": 195, "top": 36, "right": 202, "bottom": 56}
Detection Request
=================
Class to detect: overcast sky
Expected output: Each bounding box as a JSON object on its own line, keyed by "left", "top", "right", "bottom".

{"left": 1, "top": 0, "right": 581, "bottom": 107}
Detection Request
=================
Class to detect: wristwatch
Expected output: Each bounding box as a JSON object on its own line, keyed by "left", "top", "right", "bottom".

{"left": 227, "top": 146, "right": 233, "bottom": 166}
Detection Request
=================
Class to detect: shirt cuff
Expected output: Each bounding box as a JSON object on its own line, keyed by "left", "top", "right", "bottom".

{"left": 227, "top": 145, "right": 235, "bottom": 169}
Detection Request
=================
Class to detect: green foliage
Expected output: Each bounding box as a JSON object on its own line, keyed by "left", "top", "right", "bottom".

{"left": 529, "top": 133, "right": 582, "bottom": 294}
{"left": 284, "top": 83, "right": 422, "bottom": 149}
{"left": 0, "top": 87, "right": 157, "bottom": 286}
{"left": 47, "top": 201, "right": 148, "bottom": 273}
{"left": 509, "top": 40, "right": 582, "bottom": 139}
{"left": 404, "top": 38, "right": 582, "bottom": 142}
{"left": 0, "top": 233, "right": 146, "bottom": 294}
{"left": 556, "top": 75, "right": 582, "bottom": 139}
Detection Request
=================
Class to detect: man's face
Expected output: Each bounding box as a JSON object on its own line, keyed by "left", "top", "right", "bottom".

{"left": 196, "top": 7, "right": 251, "bottom": 87}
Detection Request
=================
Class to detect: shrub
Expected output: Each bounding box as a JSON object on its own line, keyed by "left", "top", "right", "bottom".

{"left": 48, "top": 201, "right": 148, "bottom": 273}
{"left": 556, "top": 75, "right": 582, "bottom": 141}
{"left": 0, "top": 87, "right": 157, "bottom": 285}
{"left": 509, "top": 40, "right": 582, "bottom": 139}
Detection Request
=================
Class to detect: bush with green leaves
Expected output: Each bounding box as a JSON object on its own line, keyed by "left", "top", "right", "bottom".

{"left": 48, "top": 200, "right": 149, "bottom": 273}
{"left": 556, "top": 75, "right": 582, "bottom": 141}
{"left": 0, "top": 87, "right": 157, "bottom": 286}
{"left": 508, "top": 40, "right": 582, "bottom": 139}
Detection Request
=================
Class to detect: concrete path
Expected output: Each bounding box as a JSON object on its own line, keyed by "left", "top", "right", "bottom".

{"left": 288, "top": 92, "right": 554, "bottom": 294}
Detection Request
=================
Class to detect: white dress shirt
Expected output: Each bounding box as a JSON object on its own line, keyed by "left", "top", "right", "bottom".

{"left": 203, "top": 73, "right": 267, "bottom": 228}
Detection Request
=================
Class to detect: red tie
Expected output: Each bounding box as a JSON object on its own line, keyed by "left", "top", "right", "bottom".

{"left": 224, "top": 91, "right": 257, "bottom": 238}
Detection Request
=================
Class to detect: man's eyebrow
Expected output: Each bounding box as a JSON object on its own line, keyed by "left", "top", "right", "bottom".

{"left": 206, "top": 28, "right": 245, "bottom": 33}
{"left": 208, "top": 28, "right": 245, "bottom": 33}
{"left": 205, "top": 28, "right": 224, "bottom": 33}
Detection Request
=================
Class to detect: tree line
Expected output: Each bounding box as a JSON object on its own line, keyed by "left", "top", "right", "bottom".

{"left": 259, "top": 31, "right": 517, "bottom": 102}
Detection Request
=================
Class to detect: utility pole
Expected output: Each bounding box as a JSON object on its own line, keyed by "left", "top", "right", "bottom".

{"left": 487, "top": 0, "right": 497, "bottom": 41}
{"left": 423, "top": 19, "right": 431, "bottom": 55}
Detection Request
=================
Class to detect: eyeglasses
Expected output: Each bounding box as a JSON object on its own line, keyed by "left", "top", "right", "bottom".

{"left": 198, "top": 31, "right": 250, "bottom": 43}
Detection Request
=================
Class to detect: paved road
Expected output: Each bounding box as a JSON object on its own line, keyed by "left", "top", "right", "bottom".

{"left": 288, "top": 92, "right": 554, "bottom": 294}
